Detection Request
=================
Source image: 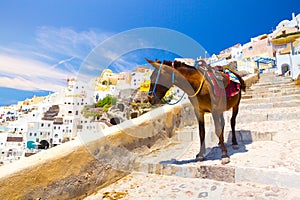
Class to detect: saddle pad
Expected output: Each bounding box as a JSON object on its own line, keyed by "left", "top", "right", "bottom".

{"left": 225, "top": 81, "right": 240, "bottom": 97}
{"left": 224, "top": 69, "right": 240, "bottom": 83}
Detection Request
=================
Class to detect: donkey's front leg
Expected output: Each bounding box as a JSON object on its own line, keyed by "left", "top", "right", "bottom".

{"left": 196, "top": 112, "right": 206, "bottom": 162}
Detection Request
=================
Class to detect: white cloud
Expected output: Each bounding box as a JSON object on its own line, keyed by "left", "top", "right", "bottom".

{"left": 35, "top": 26, "right": 110, "bottom": 59}
{"left": 0, "top": 54, "right": 67, "bottom": 91}
{"left": 0, "top": 76, "right": 64, "bottom": 91}
{"left": 0, "top": 26, "right": 112, "bottom": 91}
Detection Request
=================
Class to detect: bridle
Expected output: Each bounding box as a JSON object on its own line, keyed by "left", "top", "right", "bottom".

{"left": 148, "top": 62, "right": 204, "bottom": 105}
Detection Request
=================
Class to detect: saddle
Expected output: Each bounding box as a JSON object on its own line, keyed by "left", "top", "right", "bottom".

{"left": 197, "top": 60, "right": 240, "bottom": 98}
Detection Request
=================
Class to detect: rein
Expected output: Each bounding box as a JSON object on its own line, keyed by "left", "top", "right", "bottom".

{"left": 149, "top": 62, "right": 203, "bottom": 105}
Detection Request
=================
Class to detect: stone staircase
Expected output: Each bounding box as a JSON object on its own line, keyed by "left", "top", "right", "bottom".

{"left": 85, "top": 70, "right": 300, "bottom": 199}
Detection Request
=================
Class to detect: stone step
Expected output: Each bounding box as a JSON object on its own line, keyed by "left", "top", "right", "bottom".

{"left": 132, "top": 138, "right": 300, "bottom": 189}
{"left": 235, "top": 107, "right": 300, "bottom": 123}
{"left": 199, "top": 107, "right": 300, "bottom": 126}
{"left": 245, "top": 85, "right": 300, "bottom": 94}
{"left": 256, "top": 74, "right": 291, "bottom": 80}
{"left": 242, "top": 89, "right": 300, "bottom": 99}
{"left": 228, "top": 119, "right": 300, "bottom": 143}
{"left": 244, "top": 86, "right": 297, "bottom": 95}
{"left": 253, "top": 79, "right": 293, "bottom": 87}
{"left": 253, "top": 81, "right": 292, "bottom": 87}
{"left": 239, "top": 99, "right": 300, "bottom": 110}
{"left": 175, "top": 119, "right": 300, "bottom": 144}
{"left": 241, "top": 94, "right": 300, "bottom": 104}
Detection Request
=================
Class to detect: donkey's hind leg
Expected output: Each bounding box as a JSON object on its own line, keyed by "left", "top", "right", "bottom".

{"left": 231, "top": 104, "right": 239, "bottom": 149}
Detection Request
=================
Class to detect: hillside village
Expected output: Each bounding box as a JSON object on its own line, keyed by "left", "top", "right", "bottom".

{"left": 0, "top": 13, "right": 300, "bottom": 166}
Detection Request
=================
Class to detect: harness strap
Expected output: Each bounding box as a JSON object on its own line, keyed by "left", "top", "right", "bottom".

{"left": 188, "top": 78, "right": 204, "bottom": 97}
{"left": 171, "top": 63, "right": 175, "bottom": 84}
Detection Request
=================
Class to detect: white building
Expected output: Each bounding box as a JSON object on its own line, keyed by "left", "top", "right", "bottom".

{"left": 273, "top": 13, "right": 300, "bottom": 32}
{"left": 131, "top": 67, "right": 152, "bottom": 89}
{"left": 27, "top": 121, "right": 52, "bottom": 149}
{"left": 0, "top": 133, "right": 25, "bottom": 164}
{"left": 270, "top": 13, "right": 300, "bottom": 79}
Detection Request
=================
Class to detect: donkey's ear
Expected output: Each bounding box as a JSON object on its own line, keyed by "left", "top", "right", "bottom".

{"left": 145, "top": 58, "right": 161, "bottom": 70}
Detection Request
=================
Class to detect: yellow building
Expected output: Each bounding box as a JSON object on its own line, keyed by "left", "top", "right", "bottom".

{"left": 96, "top": 69, "right": 119, "bottom": 91}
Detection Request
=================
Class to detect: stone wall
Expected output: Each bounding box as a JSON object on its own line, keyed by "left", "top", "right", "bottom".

{"left": 0, "top": 104, "right": 184, "bottom": 200}
{"left": 244, "top": 73, "right": 259, "bottom": 89}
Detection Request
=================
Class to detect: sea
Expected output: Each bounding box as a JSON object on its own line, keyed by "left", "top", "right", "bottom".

{"left": 0, "top": 87, "right": 52, "bottom": 106}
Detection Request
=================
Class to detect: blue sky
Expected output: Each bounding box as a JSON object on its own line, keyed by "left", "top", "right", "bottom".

{"left": 0, "top": 0, "right": 299, "bottom": 105}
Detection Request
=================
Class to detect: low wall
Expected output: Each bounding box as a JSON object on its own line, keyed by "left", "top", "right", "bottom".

{"left": 244, "top": 73, "right": 259, "bottom": 88}
{"left": 0, "top": 104, "right": 184, "bottom": 200}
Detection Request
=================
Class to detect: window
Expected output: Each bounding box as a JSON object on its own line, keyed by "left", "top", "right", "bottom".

{"left": 48, "top": 124, "right": 51, "bottom": 127}
{"left": 41, "top": 123, "right": 44, "bottom": 127}
{"left": 40, "top": 132, "right": 42, "bottom": 136}
{"left": 248, "top": 46, "right": 253, "bottom": 51}
{"left": 34, "top": 133, "right": 37, "bottom": 137}
{"left": 29, "top": 133, "right": 32, "bottom": 136}
{"left": 54, "top": 126, "right": 56, "bottom": 130}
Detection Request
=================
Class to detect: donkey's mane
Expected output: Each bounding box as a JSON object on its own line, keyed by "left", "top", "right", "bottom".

{"left": 162, "top": 60, "right": 198, "bottom": 70}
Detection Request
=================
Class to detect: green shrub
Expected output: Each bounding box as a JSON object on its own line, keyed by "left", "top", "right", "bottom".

{"left": 95, "top": 95, "right": 117, "bottom": 108}
{"left": 275, "top": 31, "right": 300, "bottom": 39}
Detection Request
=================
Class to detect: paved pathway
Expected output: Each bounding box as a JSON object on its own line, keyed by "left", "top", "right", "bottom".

{"left": 85, "top": 70, "right": 300, "bottom": 199}
{"left": 86, "top": 172, "right": 300, "bottom": 200}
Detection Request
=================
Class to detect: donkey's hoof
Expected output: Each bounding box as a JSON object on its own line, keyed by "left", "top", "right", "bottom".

{"left": 195, "top": 154, "right": 204, "bottom": 162}
{"left": 221, "top": 157, "right": 230, "bottom": 165}
{"left": 232, "top": 144, "right": 239, "bottom": 150}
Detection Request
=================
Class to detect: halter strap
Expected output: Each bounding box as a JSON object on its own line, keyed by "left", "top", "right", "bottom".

{"left": 149, "top": 62, "right": 185, "bottom": 105}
